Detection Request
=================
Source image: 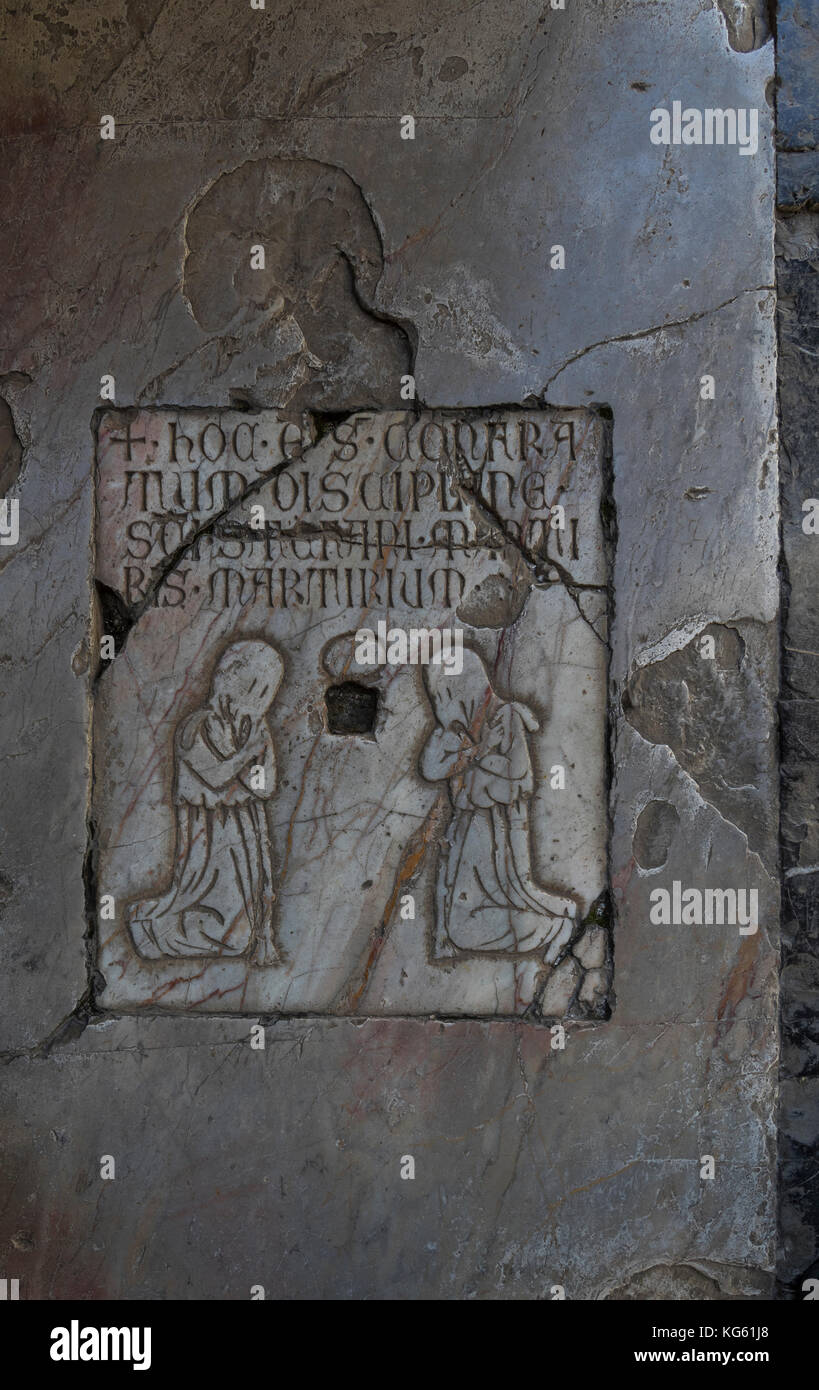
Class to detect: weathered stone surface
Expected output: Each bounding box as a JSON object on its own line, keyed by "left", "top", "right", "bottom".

{"left": 776, "top": 0, "right": 819, "bottom": 1289}
{"left": 0, "top": 1013, "right": 778, "bottom": 1300}
{"left": 160, "top": 157, "right": 413, "bottom": 409}
{"left": 0, "top": 0, "right": 781, "bottom": 1301}
{"left": 777, "top": 151, "right": 819, "bottom": 209}
{"left": 777, "top": 0, "right": 819, "bottom": 151}
{"left": 623, "top": 623, "right": 773, "bottom": 859}
{"left": 604, "top": 1261, "right": 772, "bottom": 1300}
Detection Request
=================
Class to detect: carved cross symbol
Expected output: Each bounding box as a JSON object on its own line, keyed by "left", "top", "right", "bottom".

{"left": 109, "top": 418, "right": 146, "bottom": 461}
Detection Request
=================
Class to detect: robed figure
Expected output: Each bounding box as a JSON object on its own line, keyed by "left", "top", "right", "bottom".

{"left": 127, "top": 641, "right": 283, "bottom": 965}
{"left": 420, "top": 651, "right": 577, "bottom": 960}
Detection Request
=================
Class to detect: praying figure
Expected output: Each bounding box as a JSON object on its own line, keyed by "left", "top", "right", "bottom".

{"left": 420, "top": 650, "right": 577, "bottom": 960}
{"left": 127, "top": 640, "right": 283, "bottom": 965}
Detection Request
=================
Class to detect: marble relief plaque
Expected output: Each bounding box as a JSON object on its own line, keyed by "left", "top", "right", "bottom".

{"left": 93, "top": 407, "right": 613, "bottom": 1018}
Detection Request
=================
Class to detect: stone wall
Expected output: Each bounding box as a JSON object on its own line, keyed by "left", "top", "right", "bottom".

{"left": 776, "top": 0, "right": 819, "bottom": 1300}
{"left": 0, "top": 0, "right": 804, "bottom": 1300}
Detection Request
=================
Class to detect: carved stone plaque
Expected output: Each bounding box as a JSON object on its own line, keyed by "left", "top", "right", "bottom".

{"left": 93, "top": 407, "right": 612, "bottom": 1018}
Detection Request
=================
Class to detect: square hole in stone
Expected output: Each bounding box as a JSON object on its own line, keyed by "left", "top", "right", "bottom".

{"left": 325, "top": 681, "right": 379, "bottom": 735}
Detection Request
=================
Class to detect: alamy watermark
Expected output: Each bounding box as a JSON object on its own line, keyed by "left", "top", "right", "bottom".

{"left": 355, "top": 621, "right": 463, "bottom": 674}
{"left": 649, "top": 881, "right": 758, "bottom": 935}
{"left": 650, "top": 102, "right": 759, "bottom": 156}
{"left": 0, "top": 499, "right": 19, "bottom": 545}
{"left": 50, "top": 1321, "right": 151, "bottom": 1370}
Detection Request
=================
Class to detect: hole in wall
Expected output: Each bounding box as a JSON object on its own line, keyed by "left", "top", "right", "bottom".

{"left": 325, "top": 682, "right": 379, "bottom": 736}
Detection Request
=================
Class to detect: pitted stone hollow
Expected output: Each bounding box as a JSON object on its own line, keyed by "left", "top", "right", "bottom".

{"left": 456, "top": 569, "right": 529, "bottom": 628}
{"left": 605, "top": 1262, "right": 773, "bottom": 1300}
{"left": 715, "top": 0, "right": 772, "bottom": 53}
{"left": 633, "top": 800, "right": 680, "bottom": 870}
{"left": 622, "top": 624, "right": 770, "bottom": 857}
